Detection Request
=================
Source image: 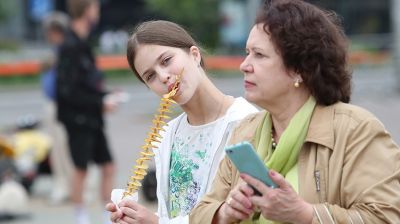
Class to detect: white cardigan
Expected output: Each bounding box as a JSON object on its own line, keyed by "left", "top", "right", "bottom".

{"left": 153, "top": 97, "right": 258, "bottom": 223}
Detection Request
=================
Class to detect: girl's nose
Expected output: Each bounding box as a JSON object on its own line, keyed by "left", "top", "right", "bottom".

{"left": 158, "top": 70, "right": 171, "bottom": 83}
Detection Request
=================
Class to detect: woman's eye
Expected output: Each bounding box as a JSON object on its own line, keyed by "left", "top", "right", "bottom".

{"left": 254, "top": 52, "right": 264, "bottom": 57}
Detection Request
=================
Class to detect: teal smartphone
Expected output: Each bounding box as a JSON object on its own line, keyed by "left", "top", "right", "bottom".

{"left": 225, "top": 141, "right": 278, "bottom": 191}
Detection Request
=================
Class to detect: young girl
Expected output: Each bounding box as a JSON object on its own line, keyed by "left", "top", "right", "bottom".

{"left": 106, "top": 20, "right": 257, "bottom": 223}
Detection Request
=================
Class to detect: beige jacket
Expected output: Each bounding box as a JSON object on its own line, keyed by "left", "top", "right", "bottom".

{"left": 190, "top": 102, "right": 400, "bottom": 224}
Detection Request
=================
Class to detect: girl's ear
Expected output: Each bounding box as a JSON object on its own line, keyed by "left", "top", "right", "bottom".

{"left": 189, "top": 46, "right": 201, "bottom": 64}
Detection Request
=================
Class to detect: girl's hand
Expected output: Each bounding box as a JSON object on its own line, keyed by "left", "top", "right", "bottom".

{"left": 117, "top": 200, "right": 158, "bottom": 224}
{"left": 106, "top": 202, "right": 123, "bottom": 223}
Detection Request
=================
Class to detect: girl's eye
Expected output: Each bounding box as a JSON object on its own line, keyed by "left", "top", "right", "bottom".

{"left": 161, "top": 56, "right": 171, "bottom": 66}
{"left": 146, "top": 72, "right": 155, "bottom": 81}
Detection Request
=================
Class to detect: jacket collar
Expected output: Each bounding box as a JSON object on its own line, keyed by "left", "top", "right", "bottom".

{"left": 305, "top": 104, "right": 335, "bottom": 150}
{"left": 245, "top": 104, "right": 336, "bottom": 151}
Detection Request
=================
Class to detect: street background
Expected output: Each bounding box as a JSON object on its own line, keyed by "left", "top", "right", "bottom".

{"left": 1, "top": 65, "right": 399, "bottom": 224}
{"left": 1, "top": 0, "right": 400, "bottom": 223}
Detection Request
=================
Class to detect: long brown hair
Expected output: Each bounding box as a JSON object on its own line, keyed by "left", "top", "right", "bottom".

{"left": 127, "top": 20, "right": 204, "bottom": 83}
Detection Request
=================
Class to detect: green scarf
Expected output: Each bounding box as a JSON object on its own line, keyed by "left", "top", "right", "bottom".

{"left": 241, "top": 96, "right": 316, "bottom": 224}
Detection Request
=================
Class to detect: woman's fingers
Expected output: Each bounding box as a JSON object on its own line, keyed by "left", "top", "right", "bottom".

{"left": 229, "top": 195, "right": 253, "bottom": 215}
{"left": 240, "top": 173, "right": 271, "bottom": 196}
{"left": 240, "top": 182, "right": 256, "bottom": 197}
{"left": 226, "top": 183, "right": 254, "bottom": 216}
{"left": 268, "top": 170, "right": 290, "bottom": 190}
{"left": 224, "top": 201, "right": 252, "bottom": 221}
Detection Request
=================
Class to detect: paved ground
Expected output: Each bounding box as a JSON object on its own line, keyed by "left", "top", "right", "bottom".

{"left": 1, "top": 65, "right": 400, "bottom": 223}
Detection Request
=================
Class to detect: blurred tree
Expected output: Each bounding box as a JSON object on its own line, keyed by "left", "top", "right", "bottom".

{"left": 146, "top": 0, "right": 219, "bottom": 50}
{"left": 0, "top": 1, "right": 12, "bottom": 23}
{"left": 0, "top": 1, "right": 20, "bottom": 51}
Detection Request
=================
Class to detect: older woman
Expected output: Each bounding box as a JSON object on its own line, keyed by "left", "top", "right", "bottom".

{"left": 190, "top": 0, "right": 400, "bottom": 223}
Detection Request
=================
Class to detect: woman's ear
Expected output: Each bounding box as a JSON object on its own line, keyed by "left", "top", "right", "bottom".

{"left": 288, "top": 70, "right": 303, "bottom": 82}
{"left": 295, "top": 75, "right": 303, "bottom": 83}
{"left": 189, "top": 46, "right": 201, "bottom": 65}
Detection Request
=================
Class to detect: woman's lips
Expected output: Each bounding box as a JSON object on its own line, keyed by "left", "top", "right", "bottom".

{"left": 244, "top": 80, "right": 255, "bottom": 89}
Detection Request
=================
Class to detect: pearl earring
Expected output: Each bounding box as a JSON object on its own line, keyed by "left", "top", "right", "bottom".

{"left": 294, "top": 80, "right": 300, "bottom": 88}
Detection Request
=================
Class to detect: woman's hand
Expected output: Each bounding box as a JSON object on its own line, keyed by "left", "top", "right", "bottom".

{"left": 106, "top": 201, "right": 158, "bottom": 224}
{"left": 214, "top": 182, "right": 256, "bottom": 223}
{"left": 240, "top": 171, "right": 314, "bottom": 224}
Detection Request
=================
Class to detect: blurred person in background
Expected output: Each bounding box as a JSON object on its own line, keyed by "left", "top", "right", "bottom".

{"left": 56, "top": 0, "right": 117, "bottom": 223}
{"left": 106, "top": 20, "right": 258, "bottom": 224}
{"left": 41, "top": 11, "right": 73, "bottom": 205}
{"left": 190, "top": 0, "right": 400, "bottom": 223}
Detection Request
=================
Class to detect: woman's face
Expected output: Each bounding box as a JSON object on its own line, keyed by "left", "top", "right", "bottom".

{"left": 133, "top": 44, "right": 202, "bottom": 104}
{"left": 240, "top": 24, "right": 299, "bottom": 108}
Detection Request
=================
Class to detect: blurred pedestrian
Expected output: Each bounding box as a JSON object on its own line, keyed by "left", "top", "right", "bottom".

{"left": 56, "top": 0, "right": 117, "bottom": 224}
{"left": 41, "top": 11, "right": 73, "bottom": 205}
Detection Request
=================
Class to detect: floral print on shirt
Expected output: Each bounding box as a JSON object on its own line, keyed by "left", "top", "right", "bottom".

{"left": 168, "top": 133, "right": 212, "bottom": 218}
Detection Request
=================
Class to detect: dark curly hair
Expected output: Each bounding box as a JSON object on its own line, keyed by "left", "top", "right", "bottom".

{"left": 256, "top": 0, "right": 352, "bottom": 105}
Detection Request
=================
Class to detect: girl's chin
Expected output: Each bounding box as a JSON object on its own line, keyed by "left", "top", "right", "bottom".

{"left": 170, "top": 93, "right": 182, "bottom": 103}
{"left": 174, "top": 94, "right": 192, "bottom": 106}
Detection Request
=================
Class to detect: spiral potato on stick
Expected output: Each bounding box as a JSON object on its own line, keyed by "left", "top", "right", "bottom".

{"left": 123, "top": 69, "right": 183, "bottom": 199}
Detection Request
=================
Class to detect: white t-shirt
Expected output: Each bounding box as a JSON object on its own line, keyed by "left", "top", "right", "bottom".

{"left": 154, "top": 97, "right": 258, "bottom": 223}
{"left": 168, "top": 116, "right": 227, "bottom": 217}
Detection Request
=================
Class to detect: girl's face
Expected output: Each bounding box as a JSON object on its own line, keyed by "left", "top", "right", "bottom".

{"left": 133, "top": 44, "right": 202, "bottom": 105}
{"left": 240, "top": 24, "right": 301, "bottom": 108}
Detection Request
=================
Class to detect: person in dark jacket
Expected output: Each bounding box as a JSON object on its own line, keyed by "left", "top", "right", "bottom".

{"left": 42, "top": 11, "right": 73, "bottom": 205}
{"left": 56, "top": 0, "right": 116, "bottom": 223}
